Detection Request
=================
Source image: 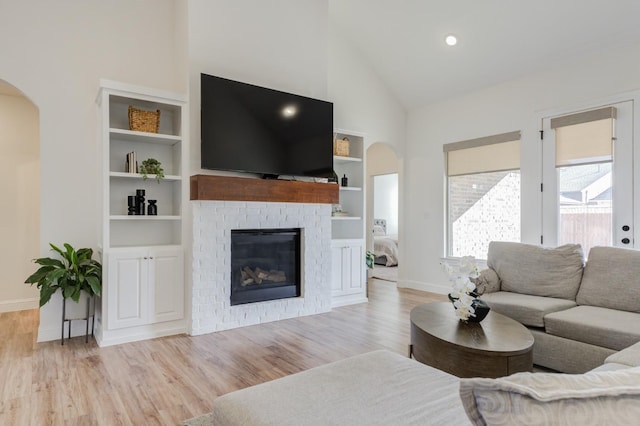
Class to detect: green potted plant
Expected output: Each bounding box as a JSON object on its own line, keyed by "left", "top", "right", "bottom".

{"left": 139, "top": 158, "right": 164, "bottom": 183}
{"left": 25, "top": 243, "right": 102, "bottom": 307}
{"left": 366, "top": 251, "right": 375, "bottom": 269}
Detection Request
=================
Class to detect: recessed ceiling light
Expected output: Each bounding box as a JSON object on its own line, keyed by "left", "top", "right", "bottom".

{"left": 445, "top": 34, "right": 457, "bottom": 46}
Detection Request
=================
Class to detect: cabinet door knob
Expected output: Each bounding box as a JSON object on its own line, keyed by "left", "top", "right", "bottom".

{"left": 143, "top": 257, "right": 148, "bottom": 260}
{"left": 149, "top": 256, "right": 154, "bottom": 259}
{"left": 622, "top": 238, "right": 631, "bottom": 245}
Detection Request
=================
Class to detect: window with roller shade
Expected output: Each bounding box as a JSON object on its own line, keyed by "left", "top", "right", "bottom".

{"left": 552, "top": 107, "right": 615, "bottom": 252}
{"left": 444, "top": 131, "right": 521, "bottom": 259}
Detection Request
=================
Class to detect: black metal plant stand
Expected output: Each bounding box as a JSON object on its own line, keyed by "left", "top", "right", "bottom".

{"left": 61, "top": 295, "right": 95, "bottom": 345}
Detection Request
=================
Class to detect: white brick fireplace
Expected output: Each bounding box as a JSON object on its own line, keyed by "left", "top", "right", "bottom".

{"left": 190, "top": 200, "right": 332, "bottom": 335}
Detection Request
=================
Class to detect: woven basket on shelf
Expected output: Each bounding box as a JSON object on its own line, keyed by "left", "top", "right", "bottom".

{"left": 128, "top": 106, "right": 160, "bottom": 133}
{"left": 333, "top": 137, "right": 350, "bottom": 156}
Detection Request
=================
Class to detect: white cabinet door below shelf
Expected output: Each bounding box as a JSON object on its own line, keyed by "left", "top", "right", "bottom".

{"left": 107, "top": 250, "right": 148, "bottom": 329}
{"left": 331, "top": 245, "right": 345, "bottom": 296}
{"left": 149, "top": 247, "right": 184, "bottom": 323}
{"left": 331, "top": 240, "right": 365, "bottom": 297}
{"left": 347, "top": 245, "right": 364, "bottom": 292}
{"left": 107, "top": 247, "right": 184, "bottom": 330}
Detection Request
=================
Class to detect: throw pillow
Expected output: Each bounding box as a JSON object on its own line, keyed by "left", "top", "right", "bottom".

{"left": 372, "top": 225, "right": 386, "bottom": 236}
{"left": 459, "top": 367, "right": 640, "bottom": 426}
{"left": 474, "top": 268, "right": 500, "bottom": 294}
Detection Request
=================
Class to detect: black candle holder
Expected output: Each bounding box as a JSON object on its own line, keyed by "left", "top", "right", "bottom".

{"left": 127, "top": 195, "right": 136, "bottom": 215}
{"left": 147, "top": 200, "right": 158, "bottom": 216}
{"left": 136, "top": 189, "right": 145, "bottom": 215}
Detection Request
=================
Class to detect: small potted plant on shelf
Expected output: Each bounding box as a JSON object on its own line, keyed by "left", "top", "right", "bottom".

{"left": 25, "top": 243, "right": 102, "bottom": 308}
{"left": 139, "top": 158, "right": 164, "bottom": 183}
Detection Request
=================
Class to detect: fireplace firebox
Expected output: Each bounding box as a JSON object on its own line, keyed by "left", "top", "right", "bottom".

{"left": 230, "top": 228, "right": 301, "bottom": 306}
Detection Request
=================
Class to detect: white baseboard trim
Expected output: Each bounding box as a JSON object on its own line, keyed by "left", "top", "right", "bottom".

{"left": 37, "top": 314, "right": 188, "bottom": 346}
{"left": 397, "top": 279, "right": 449, "bottom": 295}
{"left": 96, "top": 321, "right": 188, "bottom": 347}
{"left": 0, "top": 298, "right": 38, "bottom": 313}
{"left": 331, "top": 295, "right": 368, "bottom": 308}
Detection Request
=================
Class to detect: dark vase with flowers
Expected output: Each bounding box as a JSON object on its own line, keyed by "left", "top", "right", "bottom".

{"left": 448, "top": 291, "right": 491, "bottom": 323}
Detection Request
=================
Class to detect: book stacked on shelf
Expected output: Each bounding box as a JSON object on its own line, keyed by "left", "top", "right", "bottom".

{"left": 126, "top": 152, "right": 138, "bottom": 173}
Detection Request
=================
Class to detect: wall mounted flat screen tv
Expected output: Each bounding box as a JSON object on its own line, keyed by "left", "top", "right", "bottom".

{"left": 201, "top": 73, "right": 334, "bottom": 178}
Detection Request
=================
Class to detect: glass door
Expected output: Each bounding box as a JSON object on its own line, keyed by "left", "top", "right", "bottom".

{"left": 542, "top": 101, "right": 633, "bottom": 253}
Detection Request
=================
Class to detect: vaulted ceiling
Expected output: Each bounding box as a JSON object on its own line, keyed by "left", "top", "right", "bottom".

{"left": 330, "top": 0, "right": 640, "bottom": 110}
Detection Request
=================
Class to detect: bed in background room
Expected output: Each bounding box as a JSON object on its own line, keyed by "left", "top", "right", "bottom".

{"left": 373, "top": 219, "right": 399, "bottom": 267}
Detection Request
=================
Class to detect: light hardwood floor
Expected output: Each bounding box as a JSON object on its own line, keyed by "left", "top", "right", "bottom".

{"left": 0, "top": 279, "right": 445, "bottom": 425}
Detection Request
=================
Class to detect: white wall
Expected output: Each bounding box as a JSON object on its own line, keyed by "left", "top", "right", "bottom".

{"left": 0, "top": 0, "right": 183, "bottom": 339}
{"left": 0, "top": 93, "right": 39, "bottom": 311}
{"left": 328, "top": 23, "right": 406, "bottom": 154}
{"left": 373, "top": 174, "right": 398, "bottom": 236}
{"left": 188, "top": 0, "right": 330, "bottom": 174}
{"left": 403, "top": 42, "right": 640, "bottom": 294}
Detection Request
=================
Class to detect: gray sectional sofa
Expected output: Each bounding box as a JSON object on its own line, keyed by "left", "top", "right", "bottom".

{"left": 203, "top": 242, "right": 640, "bottom": 425}
{"left": 479, "top": 242, "right": 640, "bottom": 373}
{"left": 208, "top": 346, "right": 640, "bottom": 425}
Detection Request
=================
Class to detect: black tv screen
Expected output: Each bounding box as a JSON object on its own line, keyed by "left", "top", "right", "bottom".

{"left": 201, "top": 73, "right": 334, "bottom": 178}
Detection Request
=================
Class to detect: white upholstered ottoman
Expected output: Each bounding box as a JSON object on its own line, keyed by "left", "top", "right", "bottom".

{"left": 211, "top": 350, "right": 468, "bottom": 425}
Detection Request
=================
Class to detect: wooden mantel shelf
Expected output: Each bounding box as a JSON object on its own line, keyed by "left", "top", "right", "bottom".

{"left": 190, "top": 175, "right": 339, "bottom": 204}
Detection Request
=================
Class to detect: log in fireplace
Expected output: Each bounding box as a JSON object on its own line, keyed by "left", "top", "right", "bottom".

{"left": 230, "top": 228, "right": 301, "bottom": 306}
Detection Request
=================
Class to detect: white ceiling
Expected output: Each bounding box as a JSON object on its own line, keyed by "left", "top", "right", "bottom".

{"left": 329, "top": 0, "right": 640, "bottom": 110}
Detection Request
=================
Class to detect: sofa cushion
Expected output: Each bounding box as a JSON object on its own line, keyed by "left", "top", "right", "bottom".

{"left": 481, "top": 291, "right": 576, "bottom": 327}
{"left": 544, "top": 306, "right": 640, "bottom": 351}
{"left": 577, "top": 246, "right": 640, "bottom": 313}
{"left": 459, "top": 367, "right": 640, "bottom": 426}
{"left": 487, "top": 241, "right": 584, "bottom": 300}
{"left": 211, "top": 350, "right": 469, "bottom": 426}
{"left": 605, "top": 341, "right": 640, "bottom": 368}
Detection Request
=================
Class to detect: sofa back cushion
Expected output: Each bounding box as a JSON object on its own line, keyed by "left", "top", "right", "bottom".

{"left": 577, "top": 246, "right": 640, "bottom": 313}
{"left": 487, "top": 241, "right": 584, "bottom": 300}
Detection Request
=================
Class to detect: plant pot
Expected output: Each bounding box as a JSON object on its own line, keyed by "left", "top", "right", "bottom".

{"left": 63, "top": 291, "right": 95, "bottom": 320}
{"left": 61, "top": 290, "right": 96, "bottom": 345}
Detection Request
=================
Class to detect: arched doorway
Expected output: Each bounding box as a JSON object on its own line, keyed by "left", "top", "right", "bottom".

{"left": 0, "top": 79, "right": 40, "bottom": 312}
{"left": 366, "top": 142, "right": 401, "bottom": 283}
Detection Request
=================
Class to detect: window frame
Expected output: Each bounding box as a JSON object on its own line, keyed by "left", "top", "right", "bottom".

{"left": 444, "top": 131, "right": 522, "bottom": 259}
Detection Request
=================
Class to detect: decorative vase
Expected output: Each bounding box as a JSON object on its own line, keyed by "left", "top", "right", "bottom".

{"left": 448, "top": 293, "right": 491, "bottom": 323}
{"left": 127, "top": 195, "right": 136, "bottom": 215}
{"left": 147, "top": 200, "right": 158, "bottom": 216}
{"left": 135, "top": 189, "right": 145, "bottom": 215}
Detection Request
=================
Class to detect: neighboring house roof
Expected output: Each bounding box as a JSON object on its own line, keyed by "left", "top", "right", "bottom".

{"left": 558, "top": 163, "right": 611, "bottom": 203}
{"left": 558, "top": 163, "right": 610, "bottom": 192}
{"left": 591, "top": 187, "right": 612, "bottom": 201}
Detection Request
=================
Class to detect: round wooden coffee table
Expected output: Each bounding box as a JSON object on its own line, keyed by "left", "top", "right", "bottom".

{"left": 409, "top": 302, "right": 534, "bottom": 378}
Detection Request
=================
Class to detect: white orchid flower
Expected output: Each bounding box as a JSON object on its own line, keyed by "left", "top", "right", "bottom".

{"left": 444, "top": 256, "right": 481, "bottom": 320}
{"left": 459, "top": 256, "right": 479, "bottom": 279}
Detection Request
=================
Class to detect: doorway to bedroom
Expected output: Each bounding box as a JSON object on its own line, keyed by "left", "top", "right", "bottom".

{"left": 366, "top": 143, "right": 400, "bottom": 283}
{"left": 0, "top": 79, "right": 40, "bottom": 313}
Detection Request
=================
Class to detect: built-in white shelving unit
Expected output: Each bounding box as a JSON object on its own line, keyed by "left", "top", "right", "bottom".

{"left": 96, "top": 80, "right": 188, "bottom": 347}
{"left": 331, "top": 130, "right": 367, "bottom": 307}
